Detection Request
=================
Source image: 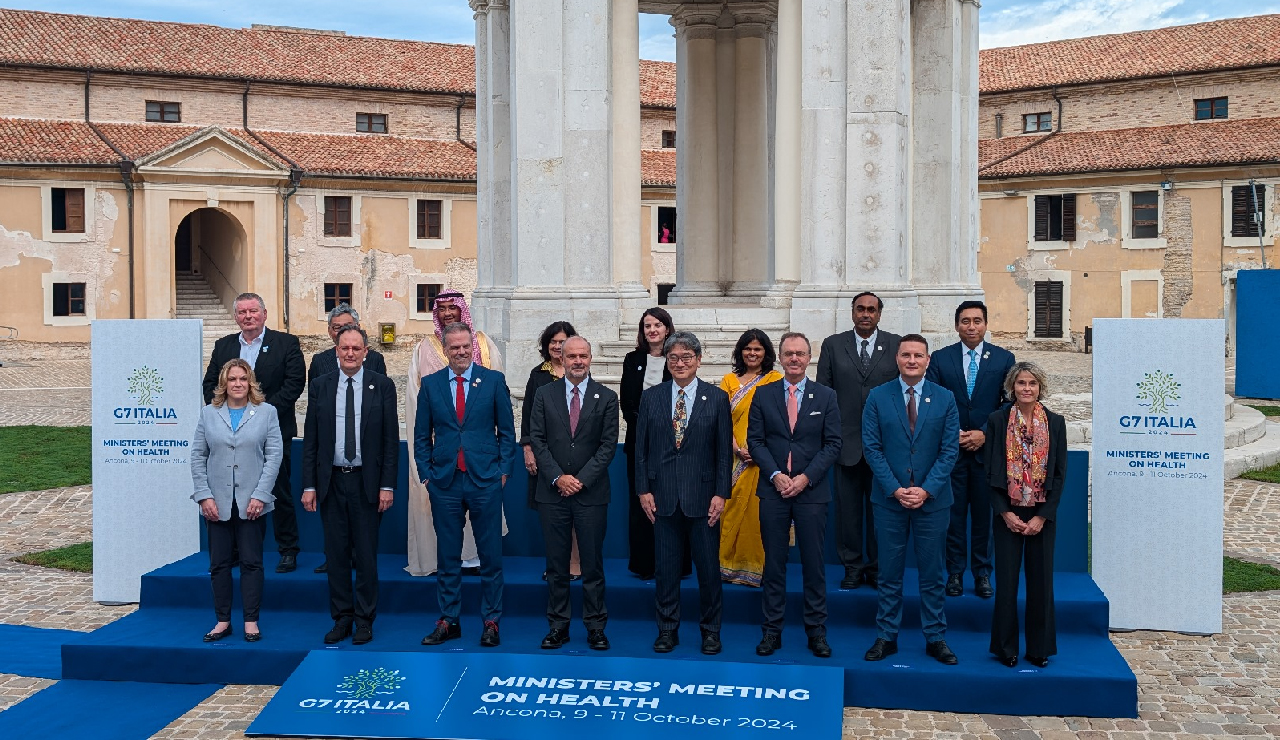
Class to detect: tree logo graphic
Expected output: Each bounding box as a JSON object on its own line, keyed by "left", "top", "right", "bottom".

{"left": 127, "top": 366, "right": 164, "bottom": 406}
{"left": 335, "top": 668, "right": 405, "bottom": 699}
{"left": 1135, "top": 370, "right": 1181, "bottom": 414}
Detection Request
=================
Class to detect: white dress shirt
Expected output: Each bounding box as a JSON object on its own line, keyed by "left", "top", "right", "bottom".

{"left": 334, "top": 367, "right": 364, "bottom": 466}
{"left": 238, "top": 329, "right": 265, "bottom": 368}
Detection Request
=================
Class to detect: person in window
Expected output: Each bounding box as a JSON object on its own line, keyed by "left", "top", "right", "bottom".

{"left": 405, "top": 290, "right": 505, "bottom": 577}
{"left": 190, "top": 359, "right": 282, "bottom": 643}
{"left": 985, "top": 361, "right": 1066, "bottom": 669}
{"left": 521, "top": 321, "right": 582, "bottom": 582}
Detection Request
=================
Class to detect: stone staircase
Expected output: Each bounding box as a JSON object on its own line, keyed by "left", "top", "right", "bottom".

{"left": 174, "top": 271, "right": 236, "bottom": 358}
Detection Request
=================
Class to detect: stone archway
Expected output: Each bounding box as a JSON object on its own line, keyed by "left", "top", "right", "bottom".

{"left": 173, "top": 207, "right": 248, "bottom": 311}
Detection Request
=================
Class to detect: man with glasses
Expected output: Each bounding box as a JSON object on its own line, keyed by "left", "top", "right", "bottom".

{"left": 309, "top": 304, "right": 387, "bottom": 383}
{"left": 634, "top": 331, "right": 733, "bottom": 656}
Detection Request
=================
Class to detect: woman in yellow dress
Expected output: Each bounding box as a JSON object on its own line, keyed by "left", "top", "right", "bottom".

{"left": 719, "top": 329, "right": 781, "bottom": 587}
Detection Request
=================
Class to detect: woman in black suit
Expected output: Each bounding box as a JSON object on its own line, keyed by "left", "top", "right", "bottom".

{"left": 522, "top": 321, "right": 579, "bottom": 580}
{"left": 620, "top": 307, "right": 674, "bottom": 580}
{"left": 984, "top": 361, "right": 1067, "bottom": 669}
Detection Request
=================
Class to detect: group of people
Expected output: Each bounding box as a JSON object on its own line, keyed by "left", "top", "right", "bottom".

{"left": 189, "top": 288, "right": 1067, "bottom": 669}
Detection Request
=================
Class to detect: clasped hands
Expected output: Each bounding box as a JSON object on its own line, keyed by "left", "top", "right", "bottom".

{"left": 958, "top": 429, "right": 986, "bottom": 452}
{"left": 892, "top": 486, "right": 929, "bottom": 509}
{"left": 638, "top": 493, "right": 725, "bottom": 527}
{"left": 771, "top": 472, "right": 809, "bottom": 499}
{"left": 555, "top": 474, "right": 583, "bottom": 497}
{"left": 1002, "top": 512, "right": 1045, "bottom": 536}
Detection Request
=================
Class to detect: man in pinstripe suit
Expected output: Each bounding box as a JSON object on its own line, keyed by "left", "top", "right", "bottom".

{"left": 634, "top": 331, "right": 733, "bottom": 656}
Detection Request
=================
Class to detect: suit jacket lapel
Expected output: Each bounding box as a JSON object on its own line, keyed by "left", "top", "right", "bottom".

{"left": 843, "top": 334, "right": 867, "bottom": 378}
{"left": 549, "top": 378, "right": 571, "bottom": 433}
{"left": 913, "top": 381, "right": 937, "bottom": 438}
{"left": 891, "top": 383, "right": 912, "bottom": 438}
{"left": 360, "top": 375, "right": 375, "bottom": 438}
{"left": 574, "top": 380, "right": 597, "bottom": 436}
{"left": 462, "top": 367, "right": 482, "bottom": 427}
{"left": 216, "top": 404, "right": 233, "bottom": 431}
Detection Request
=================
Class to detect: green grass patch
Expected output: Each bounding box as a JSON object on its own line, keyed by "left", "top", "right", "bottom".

{"left": 1224, "top": 556, "right": 1280, "bottom": 594}
{"left": 0, "top": 425, "right": 91, "bottom": 494}
{"left": 14, "top": 541, "right": 93, "bottom": 573}
{"left": 1240, "top": 461, "right": 1280, "bottom": 485}
{"left": 1244, "top": 404, "right": 1280, "bottom": 417}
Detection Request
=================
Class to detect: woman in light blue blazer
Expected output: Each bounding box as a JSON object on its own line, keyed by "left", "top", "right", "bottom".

{"left": 191, "top": 358, "right": 282, "bottom": 643}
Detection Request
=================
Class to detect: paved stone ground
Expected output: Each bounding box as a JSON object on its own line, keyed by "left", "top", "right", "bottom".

{"left": 2, "top": 349, "right": 1278, "bottom": 738}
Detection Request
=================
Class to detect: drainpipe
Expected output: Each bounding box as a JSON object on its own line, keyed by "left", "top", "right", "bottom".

{"left": 455, "top": 97, "right": 476, "bottom": 151}
{"left": 84, "top": 70, "right": 137, "bottom": 318}
{"left": 1248, "top": 178, "right": 1269, "bottom": 269}
{"left": 241, "top": 83, "right": 304, "bottom": 331}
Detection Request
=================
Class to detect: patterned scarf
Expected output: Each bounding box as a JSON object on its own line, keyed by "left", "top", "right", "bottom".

{"left": 1005, "top": 403, "right": 1049, "bottom": 507}
{"left": 432, "top": 291, "right": 482, "bottom": 365}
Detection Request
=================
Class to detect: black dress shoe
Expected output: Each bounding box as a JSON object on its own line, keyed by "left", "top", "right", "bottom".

{"left": 926, "top": 640, "right": 959, "bottom": 665}
{"left": 587, "top": 629, "right": 610, "bottom": 651}
{"left": 1025, "top": 655, "right": 1050, "bottom": 668}
{"left": 461, "top": 566, "right": 482, "bottom": 576}
{"left": 996, "top": 655, "right": 1018, "bottom": 667}
{"left": 314, "top": 561, "right": 328, "bottom": 574}
{"left": 352, "top": 624, "right": 373, "bottom": 645}
{"left": 244, "top": 629, "right": 261, "bottom": 643}
{"left": 421, "top": 620, "right": 461, "bottom": 645}
{"left": 863, "top": 572, "right": 878, "bottom": 589}
{"left": 974, "top": 574, "right": 994, "bottom": 599}
{"left": 203, "top": 625, "right": 233, "bottom": 642}
{"left": 756, "top": 632, "right": 782, "bottom": 656}
{"left": 276, "top": 554, "right": 297, "bottom": 573}
{"left": 808, "top": 634, "right": 832, "bottom": 658}
{"left": 700, "top": 630, "right": 722, "bottom": 655}
{"left": 481, "top": 621, "right": 501, "bottom": 647}
{"left": 541, "top": 628, "right": 570, "bottom": 649}
{"left": 864, "top": 638, "right": 898, "bottom": 661}
{"left": 653, "top": 629, "right": 679, "bottom": 653}
{"left": 945, "top": 573, "right": 963, "bottom": 597}
{"left": 839, "top": 573, "right": 861, "bottom": 590}
{"left": 324, "top": 620, "right": 352, "bottom": 645}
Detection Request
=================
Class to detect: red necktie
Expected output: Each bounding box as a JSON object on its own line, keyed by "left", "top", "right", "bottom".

{"left": 569, "top": 386, "right": 581, "bottom": 436}
{"left": 454, "top": 376, "right": 467, "bottom": 472}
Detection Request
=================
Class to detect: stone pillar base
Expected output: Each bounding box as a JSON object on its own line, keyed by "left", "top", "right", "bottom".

{"left": 915, "top": 283, "right": 985, "bottom": 337}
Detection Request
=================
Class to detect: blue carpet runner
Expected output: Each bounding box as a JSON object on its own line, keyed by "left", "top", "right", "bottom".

{"left": 0, "top": 624, "right": 81, "bottom": 679}
{"left": 0, "top": 679, "right": 216, "bottom": 739}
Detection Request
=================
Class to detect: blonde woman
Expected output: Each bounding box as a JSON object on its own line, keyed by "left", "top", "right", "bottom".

{"left": 191, "top": 358, "right": 283, "bottom": 643}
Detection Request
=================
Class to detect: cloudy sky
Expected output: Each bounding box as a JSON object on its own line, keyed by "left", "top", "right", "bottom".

{"left": 7, "top": 0, "right": 1275, "bottom": 57}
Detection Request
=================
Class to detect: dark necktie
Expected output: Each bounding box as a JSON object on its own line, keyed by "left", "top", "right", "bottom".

{"left": 344, "top": 377, "right": 356, "bottom": 462}
{"left": 673, "top": 389, "right": 687, "bottom": 448}
{"left": 906, "top": 386, "right": 917, "bottom": 435}
{"left": 569, "top": 386, "right": 581, "bottom": 436}
{"left": 860, "top": 339, "right": 871, "bottom": 372}
{"left": 454, "top": 376, "right": 467, "bottom": 472}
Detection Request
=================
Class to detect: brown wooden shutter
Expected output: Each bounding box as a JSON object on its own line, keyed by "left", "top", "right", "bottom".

{"left": 1033, "top": 195, "right": 1050, "bottom": 241}
{"left": 1061, "top": 193, "right": 1077, "bottom": 242}
{"left": 416, "top": 200, "right": 427, "bottom": 239}
{"left": 1034, "top": 280, "right": 1064, "bottom": 338}
{"left": 1232, "top": 185, "right": 1265, "bottom": 237}
{"left": 64, "top": 189, "right": 85, "bottom": 233}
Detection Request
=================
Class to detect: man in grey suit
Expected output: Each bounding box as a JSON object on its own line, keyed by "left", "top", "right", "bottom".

{"left": 635, "top": 331, "right": 733, "bottom": 656}
{"left": 528, "top": 336, "right": 619, "bottom": 651}
{"left": 817, "top": 292, "right": 902, "bottom": 590}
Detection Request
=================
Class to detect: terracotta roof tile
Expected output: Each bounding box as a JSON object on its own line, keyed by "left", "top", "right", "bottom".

{"left": 980, "top": 15, "right": 1280, "bottom": 94}
{"left": 978, "top": 117, "right": 1280, "bottom": 178}
{"left": 640, "top": 60, "right": 677, "bottom": 109}
{"left": 641, "top": 148, "right": 676, "bottom": 187}
{"left": 252, "top": 130, "right": 476, "bottom": 181}
{"left": 0, "top": 117, "right": 119, "bottom": 164}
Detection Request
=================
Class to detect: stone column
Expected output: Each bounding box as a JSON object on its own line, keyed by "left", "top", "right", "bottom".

{"left": 773, "top": 0, "right": 802, "bottom": 291}
{"left": 469, "top": 0, "right": 514, "bottom": 334}
{"left": 728, "top": 5, "right": 773, "bottom": 297}
{"left": 670, "top": 8, "right": 722, "bottom": 302}
{"left": 470, "top": 1, "right": 493, "bottom": 295}
{"left": 611, "top": 0, "right": 645, "bottom": 294}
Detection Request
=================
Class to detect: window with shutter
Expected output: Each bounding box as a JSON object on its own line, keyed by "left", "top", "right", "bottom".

{"left": 1033, "top": 194, "right": 1075, "bottom": 242}
{"left": 1060, "top": 193, "right": 1076, "bottom": 242}
{"left": 52, "top": 188, "right": 86, "bottom": 234}
{"left": 324, "top": 196, "right": 352, "bottom": 237}
{"left": 417, "top": 200, "right": 443, "bottom": 239}
{"left": 1033, "top": 195, "right": 1050, "bottom": 241}
{"left": 1231, "top": 185, "right": 1265, "bottom": 238}
{"left": 1132, "top": 191, "right": 1159, "bottom": 239}
{"left": 661, "top": 130, "right": 676, "bottom": 148}
{"left": 1034, "top": 281, "right": 1064, "bottom": 339}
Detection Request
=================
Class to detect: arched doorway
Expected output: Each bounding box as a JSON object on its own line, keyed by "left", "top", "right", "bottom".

{"left": 173, "top": 207, "right": 248, "bottom": 313}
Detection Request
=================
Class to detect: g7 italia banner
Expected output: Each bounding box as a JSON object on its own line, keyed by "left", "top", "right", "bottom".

{"left": 1092, "top": 318, "right": 1224, "bottom": 633}
{"left": 91, "top": 320, "right": 203, "bottom": 603}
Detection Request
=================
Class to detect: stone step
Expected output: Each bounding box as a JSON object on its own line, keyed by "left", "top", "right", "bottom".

{"left": 1226, "top": 420, "right": 1280, "bottom": 479}
{"left": 1225, "top": 404, "right": 1267, "bottom": 449}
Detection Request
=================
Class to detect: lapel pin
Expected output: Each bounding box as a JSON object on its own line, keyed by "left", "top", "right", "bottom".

{"left": 983, "top": 351, "right": 990, "bottom": 360}
{"left": 262, "top": 346, "right": 269, "bottom": 353}
{"left": 474, "top": 378, "right": 482, "bottom": 386}
{"left": 808, "top": 393, "right": 814, "bottom": 399}
{"left": 249, "top": 409, "right": 256, "bottom": 415}
{"left": 701, "top": 396, "right": 706, "bottom": 401}
{"left": 368, "top": 384, "right": 375, "bottom": 390}
{"left": 593, "top": 393, "right": 600, "bottom": 399}
{"left": 925, "top": 397, "right": 932, "bottom": 403}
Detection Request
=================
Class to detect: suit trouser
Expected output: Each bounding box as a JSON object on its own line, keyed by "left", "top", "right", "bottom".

{"left": 946, "top": 453, "right": 994, "bottom": 577}
{"left": 270, "top": 445, "right": 300, "bottom": 556}
{"left": 834, "top": 461, "right": 877, "bottom": 578}
{"left": 207, "top": 498, "right": 266, "bottom": 622}
{"left": 539, "top": 496, "right": 607, "bottom": 630}
{"left": 760, "top": 494, "right": 827, "bottom": 637}
{"left": 991, "top": 504, "right": 1057, "bottom": 659}
{"left": 873, "top": 502, "right": 948, "bottom": 643}
{"left": 431, "top": 477, "right": 504, "bottom": 624}
{"left": 320, "top": 469, "right": 382, "bottom": 625}
{"left": 654, "top": 507, "right": 722, "bottom": 633}
{"left": 626, "top": 449, "right": 691, "bottom": 577}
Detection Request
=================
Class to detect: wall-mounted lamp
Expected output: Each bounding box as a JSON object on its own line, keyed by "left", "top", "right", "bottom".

{"left": 1002, "top": 190, "right": 1020, "bottom": 197}
{"left": 1160, "top": 180, "right": 1174, "bottom": 191}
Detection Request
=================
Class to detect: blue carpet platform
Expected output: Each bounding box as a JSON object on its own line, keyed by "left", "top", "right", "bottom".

{"left": 59, "top": 446, "right": 1135, "bottom": 718}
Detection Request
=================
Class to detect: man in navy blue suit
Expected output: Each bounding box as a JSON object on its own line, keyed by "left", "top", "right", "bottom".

{"left": 634, "top": 331, "right": 733, "bottom": 656}
{"left": 925, "top": 301, "right": 1016, "bottom": 599}
{"left": 862, "top": 334, "right": 961, "bottom": 665}
{"left": 746, "top": 333, "right": 842, "bottom": 658}
{"left": 414, "top": 322, "right": 517, "bottom": 648}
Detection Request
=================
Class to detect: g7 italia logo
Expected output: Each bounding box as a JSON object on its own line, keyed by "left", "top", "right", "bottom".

{"left": 114, "top": 366, "right": 178, "bottom": 424}
{"left": 297, "top": 668, "right": 411, "bottom": 714}
{"left": 1119, "top": 369, "right": 1196, "bottom": 435}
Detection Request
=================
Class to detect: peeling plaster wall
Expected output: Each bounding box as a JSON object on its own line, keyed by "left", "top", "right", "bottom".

{"left": 0, "top": 186, "right": 126, "bottom": 340}
{"left": 1160, "top": 189, "right": 1194, "bottom": 317}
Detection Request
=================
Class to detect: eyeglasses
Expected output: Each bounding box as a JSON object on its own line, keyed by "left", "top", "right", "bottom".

{"left": 667, "top": 353, "right": 698, "bottom": 365}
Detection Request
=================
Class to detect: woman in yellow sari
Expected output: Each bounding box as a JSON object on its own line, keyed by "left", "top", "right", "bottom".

{"left": 719, "top": 329, "right": 781, "bottom": 587}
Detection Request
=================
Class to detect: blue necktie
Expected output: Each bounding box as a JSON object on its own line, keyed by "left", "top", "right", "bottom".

{"left": 966, "top": 349, "right": 978, "bottom": 397}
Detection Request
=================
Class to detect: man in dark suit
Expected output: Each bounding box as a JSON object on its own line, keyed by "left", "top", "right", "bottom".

{"left": 307, "top": 304, "right": 388, "bottom": 382}
{"left": 747, "top": 332, "right": 842, "bottom": 658}
{"left": 415, "top": 323, "right": 517, "bottom": 649}
{"left": 202, "top": 292, "right": 306, "bottom": 573}
{"left": 816, "top": 292, "right": 902, "bottom": 590}
{"left": 528, "top": 336, "right": 619, "bottom": 651}
{"left": 634, "top": 331, "right": 733, "bottom": 656}
{"left": 299, "top": 325, "right": 399, "bottom": 645}
{"left": 862, "top": 334, "right": 961, "bottom": 665}
{"left": 925, "top": 300, "right": 1016, "bottom": 599}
